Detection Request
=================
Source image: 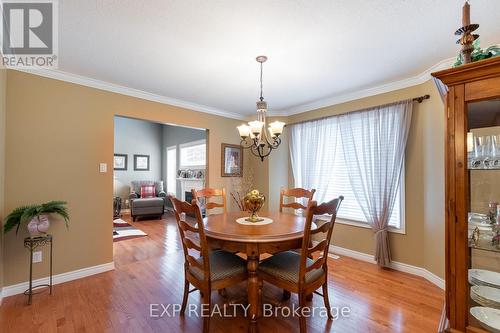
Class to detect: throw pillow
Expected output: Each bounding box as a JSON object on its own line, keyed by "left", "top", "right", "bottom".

{"left": 140, "top": 185, "right": 156, "bottom": 198}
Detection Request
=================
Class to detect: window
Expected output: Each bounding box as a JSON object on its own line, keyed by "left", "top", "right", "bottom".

{"left": 289, "top": 115, "right": 405, "bottom": 232}
{"left": 322, "top": 140, "right": 404, "bottom": 230}
{"left": 166, "top": 146, "right": 177, "bottom": 194}
{"left": 180, "top": 140, "right": 206, "bottom": 169}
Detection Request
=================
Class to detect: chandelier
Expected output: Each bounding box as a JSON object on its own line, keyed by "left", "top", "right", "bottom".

{"left": 237, "top": 56, "right": 285, "bottom": 161}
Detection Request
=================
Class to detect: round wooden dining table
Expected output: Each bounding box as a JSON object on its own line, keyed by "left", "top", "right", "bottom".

{"left": 204, "top": 211, "right": 312, "bottom": 333}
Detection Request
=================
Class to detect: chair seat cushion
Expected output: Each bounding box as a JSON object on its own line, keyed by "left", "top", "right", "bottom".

{"left": 258, "top": 251, "right": 324, "bottom": 284}
{"left": 189, "top": 250, "right": 247, "bottom": 282}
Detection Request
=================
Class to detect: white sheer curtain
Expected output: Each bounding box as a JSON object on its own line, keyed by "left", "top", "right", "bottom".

{"left": 289, "top": 117, "right": 338, "bottom": 203}
{"left": 338, "top": 100, "right": 413, "bottom": 267}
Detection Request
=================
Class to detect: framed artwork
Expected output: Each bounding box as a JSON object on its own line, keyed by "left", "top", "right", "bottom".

{"left": 134, "top": 154, "right": 150, "bottom": 171}
{"left": 114, "top": 154, "right": 128, "bottom": 170}
{"left": 221, "top": 143, "right": 243, "bottom": 177}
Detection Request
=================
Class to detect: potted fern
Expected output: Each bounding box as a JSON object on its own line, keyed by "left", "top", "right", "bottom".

{"left": 3, "top": 201, "right": 69, "bottom": 237}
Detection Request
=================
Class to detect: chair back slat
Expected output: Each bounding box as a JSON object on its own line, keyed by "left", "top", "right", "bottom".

{"left": 310, "top": 221, "right": 331, "bottom": 234}
{"left": 313, "top": 199, "right": 342, "bottom": 215}
{"left": 192, "top": 188, "right": 227, "bottom": 215}
{"left": 169, "top": 195, "right": 210, "bottom": 283}
{"left": 179, "top": 220, "right": 200, "bottom": 233}
{"left": 186, "top": 254, "right": 204, "bottom": 270}
{"left": 279, "top": 188, "right": 316, "bottom": 213}
{"left": 183, "top": 237, "right": 202, "bottom": 252}
{"left": 281, "top": 202, "right": 308, "bottom": 210}
{"left": 298, "top": 196, "right": 344, "bottom": 285}
{"left": 205, "top": 202, "right": 223, "bottom": 210}
{"left": 307, "top": 238, "right": 328, "bottom": 255}
{"left": 305, "top": 256, "right": 326, "bottom": 272}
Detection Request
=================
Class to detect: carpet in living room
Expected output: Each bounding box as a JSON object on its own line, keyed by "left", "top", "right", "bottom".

{"left": 113, "top": 218, "right": 147, "bottom": 242}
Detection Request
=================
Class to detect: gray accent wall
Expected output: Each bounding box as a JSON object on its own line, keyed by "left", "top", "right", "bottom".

{"left": 113, "top": 118, "right": 206, "bottom": 201}
{"left": 161, "top": 124, "right": 206, "bottom": 198}
{"left": 114, "top": 116, "right": 163, "bottom": 199}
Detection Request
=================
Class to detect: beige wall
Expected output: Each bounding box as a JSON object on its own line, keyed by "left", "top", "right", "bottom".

{"left": 3, "top": 70, "right": 250, "bottom": 285}
{"left": 281, "top": 80, "right": 445, "bottom": 278}
{"left": 0, "top": 67, "right": 6, "bottom": 292}
{"left": 1, "top": 70, "right": 446, "bottom": 286}
{"left": 266, "top": 116, "right": 289, "bottom": 211}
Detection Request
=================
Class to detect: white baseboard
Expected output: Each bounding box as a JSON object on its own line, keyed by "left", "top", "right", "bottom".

{"left": 0, "top": 246, "right": 444, "bottom": 301}
{"left": 329, "top": 245, "right": 445, "bottom": 290}
{"left": 1, "top": 262, "right": 115, "bottom": 298}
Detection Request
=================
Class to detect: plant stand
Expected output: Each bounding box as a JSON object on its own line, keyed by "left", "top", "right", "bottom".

{"left": 23, "top": 234, "right": 53, "bottom": 305}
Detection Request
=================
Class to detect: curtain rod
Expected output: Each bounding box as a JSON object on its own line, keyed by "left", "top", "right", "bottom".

{"left": 413, "top": 94, "right": 430, "bottom": 103}
{"left": 287, "top": 94, "right": 430, "bottom": 127}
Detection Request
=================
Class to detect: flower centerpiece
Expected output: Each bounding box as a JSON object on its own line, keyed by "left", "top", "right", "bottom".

{"left": 244, "top": 189, "right": 265, "bottom": 223}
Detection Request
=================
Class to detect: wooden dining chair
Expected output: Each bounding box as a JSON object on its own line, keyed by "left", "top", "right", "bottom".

{"left": 258, "top": 196, "right": 344, "bottom": 333}
{"left": 280, "top": 187, "right": 316, "bottom": 260}
{"left": 192, "top": 188, "right": 227, "bottom": 215}
{"left": 169, "top": 195, "right": 247, "bottom": 333}
{"left": 279, "top": 188, "right": 316, "bottom": 213}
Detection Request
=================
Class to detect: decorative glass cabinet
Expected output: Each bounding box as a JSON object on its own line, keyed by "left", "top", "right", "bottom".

{"left": 433, "top": 57, "right": 500, "bottom": 333}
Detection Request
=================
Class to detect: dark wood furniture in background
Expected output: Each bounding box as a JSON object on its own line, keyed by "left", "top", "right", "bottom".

{"left": 169, "top": 196, "right": 248, "bottom": 333}
{"left": 432, "top": 57, "right": 500, "bottom": 332}
{"left": 279, "top": 188, "right": 316, "bottom": 213}
{"left": 258, "top": 197, "right": 343, "bottom": 333}
{"left": 192, "top": 187, "right": 227, "bottom": 215}
{"left": 204, "top": 211, "right": 315, "bottom": 333}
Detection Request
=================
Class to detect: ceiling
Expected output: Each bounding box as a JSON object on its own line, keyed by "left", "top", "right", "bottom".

{"left": 54, "top": 0, "right": 500, "bottom": 117}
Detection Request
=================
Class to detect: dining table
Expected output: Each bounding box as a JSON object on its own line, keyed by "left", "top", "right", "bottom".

{"left": 203, "top": 210, "right": 313, "bottom": 333}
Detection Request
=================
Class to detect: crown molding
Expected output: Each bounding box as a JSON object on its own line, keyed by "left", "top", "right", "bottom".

{"left": 268, "top": 57, "right": 455, "bottom": 117}
{"left": 11, "top": 67, "right": 247, "bottom": 120}
{"left": 11, "top": 57, "right": 455, "bottom": 121}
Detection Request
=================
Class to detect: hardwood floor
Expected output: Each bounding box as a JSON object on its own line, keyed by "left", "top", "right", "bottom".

{"left": 0, "top": 212, "right": 444, "bottom": 332}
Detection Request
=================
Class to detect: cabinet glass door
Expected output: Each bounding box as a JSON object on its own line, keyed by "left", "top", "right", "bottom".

{"left": 467, "top": 98, "right": 500, "bottom": 332}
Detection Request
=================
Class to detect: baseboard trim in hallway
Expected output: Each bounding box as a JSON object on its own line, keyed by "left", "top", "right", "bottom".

{"left": 329, "top": 245, "right": 445, "bottom": 290}
{"left": 1, "top": 262, "right": 115, "bottom": 298}
{"left": 0, "top": 245, "right": 444, "bottom": 302}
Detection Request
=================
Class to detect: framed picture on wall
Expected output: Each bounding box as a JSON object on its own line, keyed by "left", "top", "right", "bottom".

{"left": 114, "top": 154, "right": 128, "bottom": 170}
{"left": 134, "top": 154, "right": 150, "bottom": 171}
{"left": 221, "top": 143, "right": 243, "bottom": 177}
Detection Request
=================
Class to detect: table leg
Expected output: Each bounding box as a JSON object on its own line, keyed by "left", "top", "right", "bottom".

{"left": 247, "top": 245, "right": 260, "bottom": 333}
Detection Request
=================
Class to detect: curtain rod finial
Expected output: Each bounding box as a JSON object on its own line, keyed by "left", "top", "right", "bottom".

{"left": 414, "top": 95, "right": 430, "bottom": 103}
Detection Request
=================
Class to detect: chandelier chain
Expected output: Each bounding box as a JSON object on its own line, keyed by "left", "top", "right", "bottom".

{"left": 259, "top": 62, "right": 264, "bottom": 102}
{"left": 237, "top": 55, "right": 285, "bottom": 161}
